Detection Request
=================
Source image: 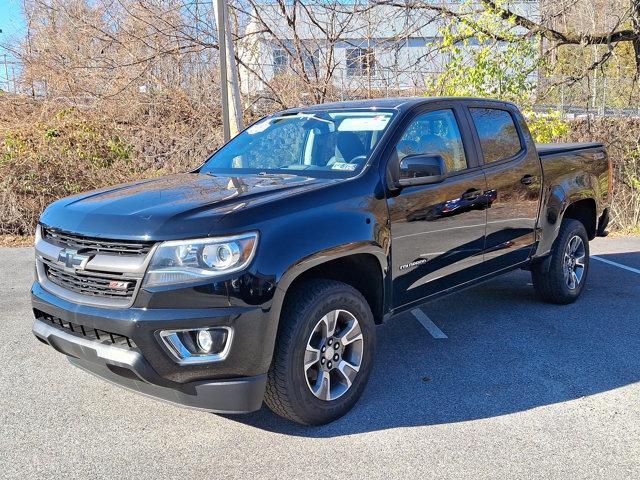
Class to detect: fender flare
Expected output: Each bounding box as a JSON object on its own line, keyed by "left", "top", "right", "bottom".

{"left": 267, "top": 241, "right": 388, "bottom": 327}
{"left": 534, "top": 182, "right": 600, "bottom": 263}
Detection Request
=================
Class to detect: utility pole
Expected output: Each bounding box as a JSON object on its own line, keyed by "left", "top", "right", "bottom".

{"left": 216, "top": 0, "right": 230, "bottom": 142}
{"left": 214, "top": 0, "right": 243, "bottom": 142}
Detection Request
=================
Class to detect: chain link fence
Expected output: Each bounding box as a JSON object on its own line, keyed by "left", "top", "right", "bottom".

{"left": 4, "top": 52, "right": 639, "bottom": 117}
{"left": 536, "top": 75, "right": 640, "bottom": 118}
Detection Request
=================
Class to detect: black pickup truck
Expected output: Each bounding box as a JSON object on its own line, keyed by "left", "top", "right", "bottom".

{"left": 31, "top": 97, "right": 611, "bottom": 425}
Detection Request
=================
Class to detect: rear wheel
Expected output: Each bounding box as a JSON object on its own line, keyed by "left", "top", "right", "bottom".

{"left": 531, "top": 219, "right": 590, "bottom": 304}
{"left": 264, "top": 279, "right": 375, "bottom": 425}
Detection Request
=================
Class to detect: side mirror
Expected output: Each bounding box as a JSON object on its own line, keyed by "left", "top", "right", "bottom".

{"left": 398, "top": 154, "right": 448, "bottom": 187}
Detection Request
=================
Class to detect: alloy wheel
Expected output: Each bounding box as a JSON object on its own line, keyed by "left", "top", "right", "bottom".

{"left": 304, "top": 309, "right": 364, "bottom": 401}
{"left": 563, "top": 235, "right": 586, "bottom": 290}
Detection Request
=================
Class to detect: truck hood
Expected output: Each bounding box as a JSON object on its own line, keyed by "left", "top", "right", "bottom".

{"left": 40, "top": 173, "right": 332, "bottom": 240}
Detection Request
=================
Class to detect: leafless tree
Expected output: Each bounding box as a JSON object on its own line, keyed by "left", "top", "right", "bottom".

{"left": 5, "top": 0, "right": 639, "bottom": 111}
{"left": 232, "top": 0, "right": 445, "bottom": 106}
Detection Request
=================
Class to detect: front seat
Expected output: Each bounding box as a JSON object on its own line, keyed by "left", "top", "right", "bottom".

{"left": 330, "top": 131, "right": 367, "bottom": 164}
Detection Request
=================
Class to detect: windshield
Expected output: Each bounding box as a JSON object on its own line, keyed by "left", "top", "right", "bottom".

{"left": 199, "top": 110, "right": 396, "bottom": 178}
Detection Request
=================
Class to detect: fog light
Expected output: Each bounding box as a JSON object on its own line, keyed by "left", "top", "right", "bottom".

{"left": 159, "top": 327, "right": 233, "bottom": 364}
{"left": 197, "top": 329, "right": 214, "bottom": 352}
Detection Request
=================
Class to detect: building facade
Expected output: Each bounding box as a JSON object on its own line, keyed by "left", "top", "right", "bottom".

{"left": 237, "top": 1, "right": 540, "bottom": 95}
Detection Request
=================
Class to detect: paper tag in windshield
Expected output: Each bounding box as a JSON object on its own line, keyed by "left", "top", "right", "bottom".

{"left": 247, "top": 120, "right": 271, "bottom": 134}
{"left": 338, "top": 115, "right": 390, "bottom": 132}
{"left": 331, "top": 162, "right": 358, "bottom": 171}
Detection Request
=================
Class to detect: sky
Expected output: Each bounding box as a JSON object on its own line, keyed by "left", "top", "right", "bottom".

{"left": 0, "top": 0, "right": 25, "bottom": 42}
{"left": 0, "top": 0, "right": 25, "bottom": 91}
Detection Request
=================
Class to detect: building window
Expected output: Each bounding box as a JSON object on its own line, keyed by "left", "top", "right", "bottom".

{"left": 346, "top": 48, "right": 375, "bottom": 77}
{"left": 303, "top": 48, "right": 320, "bottom": 73}
{"left": 273, "top": 48, "right": 289, "bottom": 75}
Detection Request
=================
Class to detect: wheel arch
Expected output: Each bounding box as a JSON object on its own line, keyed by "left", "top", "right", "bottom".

{"left": 562, "top": 198, "right": 597, "bottom": 240}
{"left": 271, "top": 245, "right": 389, "bottom": 326}
{"left": 534, "top": 178, "right": 601, "bottom": 259}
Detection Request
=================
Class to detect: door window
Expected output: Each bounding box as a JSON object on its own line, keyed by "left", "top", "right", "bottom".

{"left": 395, "top": 109, "right": 468, "bottom": 173}
{"left": 470, "top": 108, "right": 523, "bottom": 163}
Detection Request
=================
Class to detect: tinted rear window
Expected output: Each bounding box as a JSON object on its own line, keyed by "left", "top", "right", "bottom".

{"left": 470, "top": 108, "right": 522, "bottom": 163}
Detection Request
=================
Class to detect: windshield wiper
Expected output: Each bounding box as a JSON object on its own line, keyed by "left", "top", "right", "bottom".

{"left": 204, "top": 171, "right": 301, "bottom": 179}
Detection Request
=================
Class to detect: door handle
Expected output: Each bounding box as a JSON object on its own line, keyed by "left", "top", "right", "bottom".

{"left": 521, "top": 174, "right": 534, "bottom": 185}
{"left": 461, "top": 188, "right": 483, "bottom": 201}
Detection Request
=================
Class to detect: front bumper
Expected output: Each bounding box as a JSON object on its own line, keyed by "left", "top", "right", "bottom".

{"left": 33, "top": 320, "right": 266, "bottom": 412}
{"left": 31, "top": 282, "right": 276, "bottom": 413}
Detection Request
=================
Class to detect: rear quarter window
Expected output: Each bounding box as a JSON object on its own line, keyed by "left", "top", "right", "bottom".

{"left": 470, "top": 108, "right": 523, "bottom": 163}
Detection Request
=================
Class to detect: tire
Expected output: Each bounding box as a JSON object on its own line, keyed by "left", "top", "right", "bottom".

{"left": 264, "top": 279, "right": 376, "bottom": 425}
{"left": 531, "top": 218, "right": 590, "bottom": 304}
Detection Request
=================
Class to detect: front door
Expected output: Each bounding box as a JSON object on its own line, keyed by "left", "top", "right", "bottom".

{"left": 387, "top": 106, "right": 488, "bottom": 308}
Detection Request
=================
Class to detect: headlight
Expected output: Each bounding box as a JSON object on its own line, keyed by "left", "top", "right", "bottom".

{"left": 143, "top": 232, "right": 258, "bottom": 287}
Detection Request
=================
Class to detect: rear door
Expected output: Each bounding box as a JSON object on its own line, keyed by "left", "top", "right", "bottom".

{"left": 387, "top": 103, "right": 488, "bottom": 308}
{"left": 465, "top": 101, "right": 543, "bottom": 272}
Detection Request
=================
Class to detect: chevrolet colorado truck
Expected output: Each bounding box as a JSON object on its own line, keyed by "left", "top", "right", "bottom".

{"left": 32, "top": 97, "right": 611, "bottom": 425}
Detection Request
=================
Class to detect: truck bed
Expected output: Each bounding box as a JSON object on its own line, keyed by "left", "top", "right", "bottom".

{"left": 536, "top": 142, "right": 604, "bottom": 157}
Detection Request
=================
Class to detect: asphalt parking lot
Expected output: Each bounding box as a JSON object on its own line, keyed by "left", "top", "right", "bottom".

{"left": 2, "top": 237, "right": 639, "bottom": 479}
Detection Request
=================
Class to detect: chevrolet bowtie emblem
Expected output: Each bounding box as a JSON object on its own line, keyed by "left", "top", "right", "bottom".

{"left": 57, "top": 249, "right": 91, "bottom": 270}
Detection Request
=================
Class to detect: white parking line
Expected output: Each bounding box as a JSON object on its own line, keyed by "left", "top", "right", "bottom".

{"left": 592, "top": 255, "right": 640, "bottom": 275}
{"left": 411, "top": 309, "right": 448, "bottom": 339}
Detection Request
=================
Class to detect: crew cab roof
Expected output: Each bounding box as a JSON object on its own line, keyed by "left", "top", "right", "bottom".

{"left": 279, "top": 97, "right": 517, "bottom": 114}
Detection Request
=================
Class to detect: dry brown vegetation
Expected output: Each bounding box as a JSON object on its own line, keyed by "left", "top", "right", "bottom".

{"left": 1, "top": 0, "right": 639, "bottom": 238}
{"left": 2, "top": 92, "right": 639, "bottom": 237}
{"left": 560, "top": 117, "right": 640, "bottom": 233}
{"left": 0, "top": 92, "right": 234, "bottom": 236}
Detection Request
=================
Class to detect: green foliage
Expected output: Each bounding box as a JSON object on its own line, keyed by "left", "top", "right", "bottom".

{"left": 426, "top": 0, "right": 570, "bottom": 143}
{"left": 44, "top": 128, "right": 60, "bottom": 140}
{"left": 523, "top": 110, "right": 570, "bottom": 143}
{"left": 107, "top": 137, "right": 132, "bottom": 162}
{"left": 426, "top": 0, "right": 540, "bottom": 102}
{"left": 1, "top": 132, "right": 27, "bottom": 165}
{"left": 559, "top": 41, "right": 636, "bottom": 77}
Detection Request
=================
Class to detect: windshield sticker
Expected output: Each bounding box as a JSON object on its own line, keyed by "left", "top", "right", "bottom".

{"left": 247, "top": 120, "right": 272, "bottom": 134}
{"left": 296, "top": 113, "right": 335, "bottom": 126}
{"left": 331, "top": 162, "right": 358, "bottom": 171}
{"left": 338, "top": 115, "right": 390, "bottom": 132}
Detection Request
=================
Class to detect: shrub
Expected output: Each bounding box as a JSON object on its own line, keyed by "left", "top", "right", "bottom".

{"left": 0, "top": 102, "right": 148, "bottom": 235}
{"left": 0, "top": 92, "right": 228, "bottom": 236}
{"left": 523, "top": 110, "right": 571, "bottom": 143}
{"left": 1, "top": 96, "right": 638, "bottom": 237}
{"left": 560, "top": 117, "right": 640, "bottom": 233}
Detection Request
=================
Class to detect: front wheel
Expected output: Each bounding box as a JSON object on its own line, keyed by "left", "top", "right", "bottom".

{"left": 531, "top": 219, "right": 590, "bottom": 304}
{"left": 264, "top": 279, "right": 376, "bottom": 425}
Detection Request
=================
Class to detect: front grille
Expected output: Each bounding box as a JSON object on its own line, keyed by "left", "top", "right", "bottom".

{"left": 43, "top": 259, "right": 138, "bottom": 299}
{"left": 37, "top": 311, "right": 137, "bottom": 349}
{"left": 41, "top": 226, "right": 154, "bottom": 256}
